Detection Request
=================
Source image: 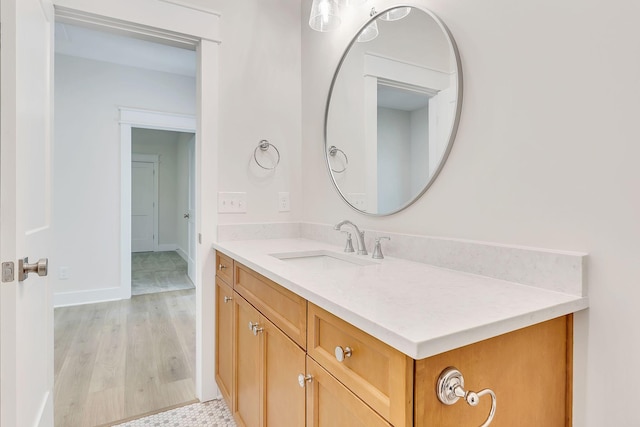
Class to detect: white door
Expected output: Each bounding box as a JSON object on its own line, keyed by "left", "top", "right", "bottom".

{"left": 131, "top": 161, "right": 156, "bottom": 252}
{"left": 0, "top": 0, "right": 55, "bottom": 425}
{"left": 186, "top": 136, "right": 196, "bottom": 282}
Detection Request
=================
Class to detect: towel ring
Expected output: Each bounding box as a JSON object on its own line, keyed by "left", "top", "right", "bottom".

{"left": 328, "top": 145, "right": 348, "bottom": 173}
{"left": 253, "top": 140, "right": 280, "bottom": 170}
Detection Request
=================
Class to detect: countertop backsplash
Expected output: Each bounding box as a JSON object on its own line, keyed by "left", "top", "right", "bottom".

{"left": 217, "top": 222, "right": 587, "bottom": 297}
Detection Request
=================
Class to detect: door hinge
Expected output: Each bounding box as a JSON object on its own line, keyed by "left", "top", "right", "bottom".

{"left": 2, "top": 261, "right": 15, "bottom": 283}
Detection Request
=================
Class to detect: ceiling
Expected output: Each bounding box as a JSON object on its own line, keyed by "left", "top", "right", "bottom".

{"left": 55, "top": 22, "right": 196, "bottom": 77}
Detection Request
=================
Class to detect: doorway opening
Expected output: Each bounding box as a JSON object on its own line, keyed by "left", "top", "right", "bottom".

{"left": 52, "top": 21, "right": 200, "bottom": 426}
{"left": 131, "top": 128, "right": 197, "bottom": 296}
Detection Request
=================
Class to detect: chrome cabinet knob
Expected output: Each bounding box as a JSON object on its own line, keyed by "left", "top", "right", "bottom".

{"left": 334, "top": 346, "right": 352, "bottom": 362}
{"left": 223, "top": 296, "right": 233, "bottom": 303}
{"left": 298, "top": 373, "right": 313, "bottom": 388}
{"left": 218, "top": 264, "right": 227, "bottom": 270}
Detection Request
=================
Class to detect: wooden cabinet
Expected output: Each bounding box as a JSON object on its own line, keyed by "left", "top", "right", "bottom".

{"left": 215, "top": 277, "right": 234, "bottom": 406}
{"left": 305, "top": 356, "right": 391, "bottom": 427}
{"left": 414, "top": 315, "right": 572, "bottom": 427}
{"left": 234, "top": 262, "right": 307, "bottom": 349}
{"left": 216, "top": 251, "right": 234, "bottom": 285}
{"left": 233, "top": 294, "right": 261, "bottom": 427}
{"left": 307, "top": 303, "right": 413, "bottom": 427}
{"left": 232, "top": 292, "right": 305, "bottom": 427}
{"left": 215, "top": 251, "right": 573, "bottom": 427}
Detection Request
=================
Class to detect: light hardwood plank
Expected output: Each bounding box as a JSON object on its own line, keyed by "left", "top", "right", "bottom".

{"left": 54, "top": 289, "right": 196, "bottom": 427}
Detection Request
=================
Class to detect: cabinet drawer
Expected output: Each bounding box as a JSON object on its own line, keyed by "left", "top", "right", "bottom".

{"left": 216, "top": 251, "right": 234, "bottom": 285}
{"left": 306, "top": 356, "right": 392, "bottom": 427}
{"left": 307, "top": 303, "right": 413, "bottom": 426}
{"left": 234, "top": 263, "right": 307, "bottom": 349}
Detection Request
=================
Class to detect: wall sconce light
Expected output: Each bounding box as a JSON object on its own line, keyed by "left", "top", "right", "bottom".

{"left": 309, "top": 0, "right": 341, "bottom": 32}
{"left": 357, "top": 18, "right": 378, "bottom": 43}
{"left": 379, "top": 6, "right": 411, "bottom": 21}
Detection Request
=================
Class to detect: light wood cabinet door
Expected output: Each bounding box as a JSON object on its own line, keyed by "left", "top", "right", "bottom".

{"left": 215, "top": 278, "right": 234, "bottom": 406}
{"left": 262, "top": 314, "right": 306, "bottom": 426}
{"left": 232, "top": 292, "right": 306, "bottom": 427}
{"left": 415, "top": 315, "right": 572, "bottom": 427}
{"left": 306, "top": 356, "right": 391, "bottom": 427}
{"left": 233, "top": 294, "right": 261, "bottom": 427}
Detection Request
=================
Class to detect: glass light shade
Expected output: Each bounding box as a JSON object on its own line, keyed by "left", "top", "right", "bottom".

{"left": 356, "top": 21, "right": 378, "bottom": 43}
{"left": 379, "top": 7, "right": 411, "bottom": 21}
{"left": 336, "top": 0, "right": 367, "bottom": 6}
{"left": 309, "top": 0, "right": 341, "bottom": 32}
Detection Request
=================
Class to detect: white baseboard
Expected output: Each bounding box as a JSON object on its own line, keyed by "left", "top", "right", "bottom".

{"left": 176, "top": 246, "right": 189, "bottom": 261}
{"left": 157, "top": 243, "right": 178, "bottom": 252}
{"left": 54, "top": 286, "right": 124, "bottom": 308}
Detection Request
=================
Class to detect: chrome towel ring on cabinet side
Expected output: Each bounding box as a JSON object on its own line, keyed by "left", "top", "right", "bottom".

{"left": 253, "top": 139, "right": 280, "bottom": 170}
{"left": 328, "top": 145, "right": 348, "bottom": 173}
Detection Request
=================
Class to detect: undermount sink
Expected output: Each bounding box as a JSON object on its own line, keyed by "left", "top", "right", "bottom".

{"left": 269, "top": 250, "right": 375, "bottom": 270}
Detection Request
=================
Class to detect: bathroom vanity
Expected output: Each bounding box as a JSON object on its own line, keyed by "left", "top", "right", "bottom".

{"left": 213, "top": 238, "right": 587, "bottom": 427}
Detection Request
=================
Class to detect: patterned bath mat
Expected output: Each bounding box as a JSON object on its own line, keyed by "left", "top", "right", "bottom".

{"left": 112, "top": 399, "right": 236, "bottom": 427}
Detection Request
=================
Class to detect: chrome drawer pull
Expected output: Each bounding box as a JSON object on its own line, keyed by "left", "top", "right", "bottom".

{"left": 334, "top": 346, "right": 352, "bottom": 362}
{"left": 218, "top": 264, "right": 227, "bottom": 270}
{"left": 248, "top": 321, "right": 263, "bottom": 336}
{"left": 436, "top": 367, "right": 496, "bottom": 427}
{"left": 224, "top": 296, "right": 233, "bottom": 303}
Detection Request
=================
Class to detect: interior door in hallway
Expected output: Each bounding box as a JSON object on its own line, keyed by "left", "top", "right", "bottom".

{"left": 0, "top": 0, "right": 55, "bottom": 425}
{"left": 131, "top": 159, "right": 157, "bottom": 252}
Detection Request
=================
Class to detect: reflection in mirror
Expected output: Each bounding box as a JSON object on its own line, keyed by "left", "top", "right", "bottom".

{"left": 325, "top": 6, "right": 462, "bottom": 215}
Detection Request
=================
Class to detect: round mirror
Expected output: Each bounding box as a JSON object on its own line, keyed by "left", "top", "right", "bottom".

{"left": 325, "top": 5, "right": 462, "bottom": 215}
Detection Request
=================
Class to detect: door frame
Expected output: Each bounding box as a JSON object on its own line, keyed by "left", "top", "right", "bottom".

{"left": 120, "top": 109, "right": 196, "bottom": 297}
{"left": 131, "top": 153, "right": 160, "bottom": 253}
{"left": 54, "top": 0, "right": 221, "bottom": 403}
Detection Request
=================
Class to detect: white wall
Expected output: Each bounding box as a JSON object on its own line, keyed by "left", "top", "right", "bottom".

{"left": 302, "top": 0, "right": 640, "bottom": 425}
{"left": 53, "top": 54, "right": 195, "bottom": 304}
{"left": 178, "top": 0, "right": 301, "bottom": 224}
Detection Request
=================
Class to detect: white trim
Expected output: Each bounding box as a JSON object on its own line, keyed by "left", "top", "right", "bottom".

{"left": 53, "top": 0, "right": 221, "bottom": 44}
{"left": 364, "top": 53, "right": 451, "bottom": 91}
{"left": 157, "top": 243, "right": 179, "bottom": 252}
{"left": 52, "top": 2, "right": 221, "bottom": 403}
{"left": 53, "top": 287, "right": 123, "bottom": 308}
{"left": 176, "top": 246, "right": 189, "bottom": 262}
{"left": 157, "top": 0, "right": 221, "bottom": 17}
{"left": 132, "top": 153, "right": 159, "bottom": 253}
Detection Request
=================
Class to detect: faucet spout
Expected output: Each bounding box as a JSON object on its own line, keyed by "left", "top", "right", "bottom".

{"left": 334, "top": 220, "right": 367, "bottom": 255}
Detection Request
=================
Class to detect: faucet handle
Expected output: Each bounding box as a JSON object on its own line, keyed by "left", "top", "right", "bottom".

{"left": 372, "top": 236, "right": 390, "bottom": 259}
{"left": 341, "top": 231, "right": 355, "bottom": 253}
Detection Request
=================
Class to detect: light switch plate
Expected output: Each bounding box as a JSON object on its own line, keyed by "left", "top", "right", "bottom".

{"left": 218, "top": 192, "right": 247, "bottom": 213}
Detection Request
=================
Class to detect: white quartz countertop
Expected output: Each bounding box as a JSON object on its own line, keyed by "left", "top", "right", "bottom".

{"left": 213, "top": 238, "right": 588, "bottom": 360}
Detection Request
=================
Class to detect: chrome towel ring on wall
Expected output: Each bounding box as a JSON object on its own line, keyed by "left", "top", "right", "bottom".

{"left": 328, "top": 145, "right": 348, "bottom": 173}
{"left": 253, "top": 139, "right": 280, "bottom": 170}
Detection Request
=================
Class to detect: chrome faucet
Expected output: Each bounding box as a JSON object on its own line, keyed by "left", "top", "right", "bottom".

{"left": 334, "top": 220, "right": 367, "bottom": 255}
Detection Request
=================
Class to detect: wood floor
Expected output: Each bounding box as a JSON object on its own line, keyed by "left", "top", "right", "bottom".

{"left": 54, "top": 289, "right": 196, "bottom": 427}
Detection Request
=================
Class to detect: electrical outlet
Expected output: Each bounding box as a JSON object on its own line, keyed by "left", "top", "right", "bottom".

{"left": 59, "top": 266, "right": 70, "bottom": 280}
{"left": 218, "top": 192, "right": 247, "bottom": 213}
{"left": 278, "top": 192, "right": 290, "bottom": 212}
{"left": 348, "top": 193, "right": 367, "bottom": 211}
